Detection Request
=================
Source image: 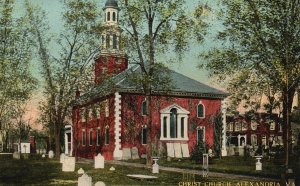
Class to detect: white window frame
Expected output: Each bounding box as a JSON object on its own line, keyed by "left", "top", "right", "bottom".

{"left": 197, "top": 102, "right": 205, "bottom": 118}
{"left": 89, "top": 129, "right": 93, "bottom": 146}
{"left": 96, "top": 127, "right": 100, "bottom": 146}
{"left": 82, "top": 129, "right": 86, "bottom": 146}
{"left": 196, "top": 126, "right": 205, "bottom": 145}
{"left": 160, "top": 104, "right": 189, "bottom": 141}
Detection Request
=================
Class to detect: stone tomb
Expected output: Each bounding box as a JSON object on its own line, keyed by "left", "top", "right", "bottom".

{"left": 122, "top": 148, "right": 131, "bottom": 160}
{"left": 78, "top": 173, "right": 92, "bottom": 186}
{"left": 13, "top": 152, "right": 20, "bottom": 159}
{"left": 174, "top": 143, "right": 182, "bottom": 158}
{"left": 181, "top": 144, "right": 190, "bottom": 158}
{"left": 62, "top": 156, "right": 75, "bottom": 172}
{"left": 60, "top": 153, "right": 65, "bottom": 163}
{"left": 166, "top": 143, "right": 175, "bottom": 157}
{"left": 48, "top": 150, "right": 54, "bottom": 159}
{"left": 131, "top": 147, "right": 139, "bottom": 159}
{"left": 94, "top": 153, "right": 104, "bottom": 169}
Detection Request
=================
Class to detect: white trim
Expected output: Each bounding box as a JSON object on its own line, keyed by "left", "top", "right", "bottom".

{"left": 196, "top": 126, "right": 205, "bottom": 145}
{"left": 113, "top": 92, "right": 123, "bottom": 160}
{"left": 64, "top": 125, "right": 73, "bottom": 155}
{"left": 160, "top": 104, "right": 189, "bottom": 141}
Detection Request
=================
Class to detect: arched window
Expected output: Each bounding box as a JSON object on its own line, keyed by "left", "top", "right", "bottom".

{"left": 160, "top": 104, "right": 189, "bottom": 140}
{"left": 141, "top": 100, "right": 147, "bottom": 115}
{"left": 170, "top": 108, "right": 177, "bottom": 138}
{"left": 107, "top": 12, "right": 110, "bottom": 21}
{"left": 113, "top": 12, "right": 116, "bottom": 21}
{"left": 96, "top": 127, "right": 100, "bottom": 146}
{"left": 89, "top": 129, "right": 93, "bottom": 146}
{"left": 106, "top": 34, "right": 110, "bottom": 48}
{"left": 82, "top": 129, "right": 86, "bottom": 146}
{"left": 113, "top": 34, "right": 117, "bottom": 49}
{"left": 197, "top": 103, "right": 204, "bottom": 118}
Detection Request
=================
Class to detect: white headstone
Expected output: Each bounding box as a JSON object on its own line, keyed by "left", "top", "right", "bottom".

{"left": 60, "top": 153, "right": 65, "bottom": 163}
{"left": 95, "top": 181, "right": 106, "bottom": 186}
{"left": 48, "top": 150, "right": 54, "bottom": 159}
{"left": 109, "top": 166, "right": 115, "bottom": 171}
{"left": 78, "top": 173, "right": 92, "bottom": 186}
{"left": 122, "top": 148, "right": 131, "bottom": 160}
{"left": 166, "top": 143, "right": 175, "bottom": 158}
{"left": 174, "top": 143, "right": 182, "bottom": 158}
{"left": 255, "top": 156, "right": 263, "bottom": 171}
{"left": 181, "top": 144, "right": 190, "bottom": 158}
{"left": 77, "top": 168, "right": 84, "bottom": 174}
{"left": 208, "top": 149, "right": 213, "bottom": 157}
{"left": 42, "top": 154, "right": 46, "bottom": 158}
{"left": 131, "top": 147, "right": 139, "bottom": 159}
{"left": 62, "top": 156, "right": 75, "bottom": 172}
{"left": 13, "top": 152, "right": 20, "bottom": 159}
{"left": 94, "top": 153, "right": 104, "bottom": 169}
{"left": 21, "top": 143, "right": 30, "bottom": 154}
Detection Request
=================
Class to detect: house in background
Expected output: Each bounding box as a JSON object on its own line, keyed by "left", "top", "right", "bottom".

{"left": 68, "top": 0, "right": 228, "bottom": 160}
{"left": 226, "top": 113, "right": 283, "bottom": 156}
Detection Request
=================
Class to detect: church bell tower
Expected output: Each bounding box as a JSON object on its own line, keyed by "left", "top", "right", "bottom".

{"left": 95, "top": 0, "right": 128, "bottom": 85}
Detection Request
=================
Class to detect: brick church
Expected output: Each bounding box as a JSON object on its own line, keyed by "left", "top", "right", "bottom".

{"left": 68, "top": 0, "right": 228, "bottom": 160}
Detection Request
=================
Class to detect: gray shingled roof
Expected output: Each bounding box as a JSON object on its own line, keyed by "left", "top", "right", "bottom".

{"left": 74, "top": 65, "right": 228, "bottom": 105}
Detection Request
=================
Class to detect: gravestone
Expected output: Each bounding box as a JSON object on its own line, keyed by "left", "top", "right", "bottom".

{"left": 109, "top": 166, "right": 115, "bottom": 171}
{"left": 78, "top": 173, "right": 92, "bottom": 186}
{"left": 166, "top": 143, "right": 175, "bottom": 158}
{"left": 254, "top": 156, "right": 263, "bottom": 171}
{"left": 48, "top": 150, "right": 54, "bottom": 159}
{"left": 141, "top": 154, "right": 147, "bottom": 159}
{"left": 42, "top": 154, "right": 46, "bottom": 158}
{"left": 13, "top": 152, "right": 20, "bottom": 159}
{"left": 95, "top": 181, "right": 106, "bottom": 186}
{"left": 94, "top": 153, "right": 104, "bottom": 169}
{"left": 174, "top": 143, "right": 182, "bottom": 158}
{"left": 60, "top": 153, "right": 65, "bottom": 163}
{"left": 122, "top": 148, "right": 131, "bottom": 160}
{"left": 21, "top": 143, "right": 30, "bottom": 154}
{"left": 131, "top": 147, "right": 139, "bottom": 160}
{"left": 62, "top": 156, "right": 75, "bottom": 172}
{"left": 181, "top": 144, "right": 190, "bottom": 158}
{"left": 77, "top": 168, "right": 84, "bottom": 174}
{"left": 208, "top": 149, "right": 213, "bottom": 157}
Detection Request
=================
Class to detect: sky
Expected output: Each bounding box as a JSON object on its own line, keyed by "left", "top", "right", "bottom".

{"left": 17, "top": 0, "right": 225, "bottom": 129}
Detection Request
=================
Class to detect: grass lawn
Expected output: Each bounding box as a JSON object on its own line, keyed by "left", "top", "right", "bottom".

{"left": 124, "top": 156, "right": 299, "bottom": 179}
{"left": 0, "top": 155, "right": 255, "bottom": 185}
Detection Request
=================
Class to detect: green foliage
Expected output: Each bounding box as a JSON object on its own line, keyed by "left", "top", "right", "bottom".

{"left": 213, "top": 112, "right": 223, "bottom": 157}
{"left": 190, "top": 142, "right": 207, "bottom": 163}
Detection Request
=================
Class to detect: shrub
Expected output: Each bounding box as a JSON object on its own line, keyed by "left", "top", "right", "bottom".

{"left": 190, "top": 142, "right": 207, "bottom": 163}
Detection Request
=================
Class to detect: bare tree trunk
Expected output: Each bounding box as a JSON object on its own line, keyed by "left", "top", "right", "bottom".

{"left": 54, "top": 124, "right": 61, "bottom": 157}
{"left": 146, "top": 94, "right": 152, "bottom": 166}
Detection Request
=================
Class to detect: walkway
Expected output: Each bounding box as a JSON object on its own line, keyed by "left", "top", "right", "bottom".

{"left": 78, "top": 158, "right": 280, "bottom": 182}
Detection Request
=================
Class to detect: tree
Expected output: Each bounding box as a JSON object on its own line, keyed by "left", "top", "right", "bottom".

{"left": 203, "top": 0, "right": 300, "bottom": 168}
{"left": 0, "top": 0, "right": 36, "bottom": 151}
{"left": 26, "top": 0, "right": 102, "bottom": 156}
{"left": 120, "top": 0, "right": 207, "bottom": 165}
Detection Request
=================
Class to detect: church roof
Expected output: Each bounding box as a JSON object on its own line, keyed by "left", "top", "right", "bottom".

{"left": 105, "top": 0, "right": 118, "bottom": 8}
{"left": 73, "top": 65, "right": 228, "bottom": 105}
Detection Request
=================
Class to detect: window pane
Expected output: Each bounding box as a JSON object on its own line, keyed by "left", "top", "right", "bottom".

{"left": 197, "top": 104, "right": 204, "bottom": 117}
{"left": 163, "top": 116, "right": 167, "bottom": 138}
{"left": 105, "top": 128, "right": 109, "bottom": 145}
{"left": 106, "top": 34, "right": 110, "bottom": 48}
{"left": 96, "top": 128, "right": 100, "bottom": 146}
{"left": 142, "top": 128, "right": 147, "bottom": 144}
{"left": 82, "top": 130, "right": 86, "bottom": 146}
{"left": 113, "top": 12, "right": 116, "bottom": 21}
{"left": 113, "top": 34, "right": 117, "bottom": 49}
{"left": 107, "top": 12, "right": 110, "bottom": 21}
{"left": 142, "top": 101, "right": 147, "bottom": 115}
{"left": 181, "top": 117, "right": 184, "bottom": 138}
{"left": 197, "top": 128, "right": 204, "bottom": 145}
{"left": 89, "top": 130, "right": 93, "bottom": 146}
{"left": 170, "top": 108, "right": 177, "bottom": 138}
